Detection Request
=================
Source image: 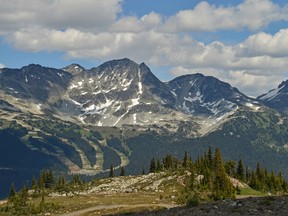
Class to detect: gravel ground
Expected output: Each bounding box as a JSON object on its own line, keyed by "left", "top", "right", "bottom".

{"left": 117, "top": 196, "right": 288, "bottom": 216}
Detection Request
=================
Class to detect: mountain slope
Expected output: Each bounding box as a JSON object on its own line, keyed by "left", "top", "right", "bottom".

{"left": 168, "top": 73, "right": 259, "bottom": 117}
{"left": 1, "top": 58, "right": 288, "bottom": 199}
{"left": 258, "top": 80, "right": 288, "bottom": 114}
{"left": 0, "top": 64, "right": 72, "bottom": 102}
{"left": 65, "top": 58, "right": 180, "bottom": 127}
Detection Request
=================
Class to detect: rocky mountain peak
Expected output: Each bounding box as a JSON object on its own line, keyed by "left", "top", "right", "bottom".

{"left": 168, "top": 73, "right": 257, "bottom": 117}
{"left": 62, "top": 64, "right": 85, "bottom": 75}
{"left": 0, "top": 64, "right": 72, "bottom": 102}
{"left": 278, "top": 80, "right": 288, "bottom": 90}
{"left": 258, "top": 79, "right": 288, "bottom": 113}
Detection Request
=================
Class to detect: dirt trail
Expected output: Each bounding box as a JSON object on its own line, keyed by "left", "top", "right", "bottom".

{"left": 58, "top": 203, "right": 177, "bottom": 216}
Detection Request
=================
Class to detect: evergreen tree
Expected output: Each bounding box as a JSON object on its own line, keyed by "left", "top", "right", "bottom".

{"left": 45, "top": 169, "right": 54, "bottom": 188}
{"left": 120, "top": 167, "right": 125, "bottom": 176}
{"left": 109, "top": 164, "right": 114, "bottom": 177}
{"left": 249, "top": 170, "right": 259, "bottom": 190}
{"left": 156, "top": 159, "right": 162, "bottom": 172}
{"left": 149, "top": 158, "right": 156, "bottom": 173}
{"left": 225, "top": 160, "right": 236, "bottom": 177}
{"left": 38, "top": 173, "right": 45, "bottom": 189}
{"left": 208, "top": 146, "right": 213, "bottom": 165}
{"left": 71, "top": 174, "right": 83, "bottom": 185}
{"left": 236, "top": 159, "right": 245, "bottom": 181}
{"left": 8, "top": 183, "right": 16, "bottom": 202}
{"left": 212, "top": 149, "right": 235, "bottom": 200}
{"left": 245, "top": 166, "right": 250, "bottom": 182}
{"left": 31, "top": 175, "right": 38, "bottom": 190}
{"left": 20, "top": 182, "right": 29, "bottom": 206}
{"left": 182, "top": 151, "right": 189, "bottom": 168}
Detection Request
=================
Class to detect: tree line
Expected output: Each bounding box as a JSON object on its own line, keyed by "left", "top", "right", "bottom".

{"left": 149, "top": 147, "right": 287, "bottom": 200}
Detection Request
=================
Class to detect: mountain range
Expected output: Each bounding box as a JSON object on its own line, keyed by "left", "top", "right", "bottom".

{"left": 0, "top": 58, "right": 288, "bottom": 197}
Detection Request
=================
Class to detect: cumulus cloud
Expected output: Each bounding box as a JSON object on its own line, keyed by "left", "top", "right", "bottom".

{"left": 0, "top": 0, "right": 122, "bottom": 33}
{"left": 9, "top": 27, "right": 288, "bottom": 72}
{"left": 0, "top": 63, "right": 5, "bottom": 69}
{"left": 162, "top": 0, "right": 287, "bottom": 32}
{"left": 237, "top": 29, "right": 288, "bottom": 58}
{"left": 111, "top": 12, "right": 162, "bottom": 33}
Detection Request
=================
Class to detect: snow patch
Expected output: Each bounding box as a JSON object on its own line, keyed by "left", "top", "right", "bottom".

{"left": 171, "top": 91, "right": 177, "bottom": 97}
{"left": 245, "top": 103, "right": 253, "bottom": 107}
{"left": 36, "top": 104, "right": 42, "bottom": 110}
{"left": 260, "top": 85, "right": 284, "bottom": 101}
{"left": 69, "top": 98, "right": 82, "bottom": 106}
{"left": 129, "top": 98, "right": 140, "bottom": 108}
{"left": 92, "top": 91, "right": 101, "bottom": 95}
{"left": 69, "top": 83, "right": 78, "bottom": 89}
{"left": 133, "top": 113, "right": 137, "bottom": 124}
{"left": 83, "top": 99, "right": 113, "bottom": 114}
{"left": 122, "top": 79, "right": 132, "bottom": 87}
{"left": 184, "top": 91, "right": 203, "bottom": 103}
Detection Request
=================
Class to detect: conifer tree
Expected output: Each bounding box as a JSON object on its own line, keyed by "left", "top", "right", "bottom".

{"left": 109, "top": 165, "right": 114, "bottom": 177}
{"left": 31, "top": 175, "right": 38, "bottom": 190}
{"left": 20, "top": 182, "right": 29, "bottom": 206}
{"left": 120, "top": 167, "right": 125, "bottom": 176}
{"left": 149, "top": 158, "right": 156, "bottom": 173}
{"left": 156, "top": 159, "right": 162, "bottom": 172}
{"left": 8, "top": 183, "right": 16, "bottom": 202}
{"left": 212, "top": 148, "right": 235, "bottom": 200}
{"left": 208, "top": 146, "right": 213, "bottom": 165}
{"left": 183, "top": 151, "right": 189, "bottom": 168}
{"left": 225, "top": 160, "right": 236, "bottom": 177}
{"left": 236, "top": 159, "right": 245, "bottom": 181}
{"left": 46, "top": 169, "right": 54, "bottom": 188}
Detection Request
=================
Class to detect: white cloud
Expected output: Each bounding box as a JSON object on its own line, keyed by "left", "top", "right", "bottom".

{"left": 0, "top": 0, "right": 286, "bottom": 35}
{"left": 0, "top": 63, "right": 5, "bottom": 69}
{"left": 111, "top": 12, "right": 162, "bottom": 33}
{"left": 162, "top": 0, "right": 287, "bottom": 32}
{"left": 237, "top": 29, "right": 288, "bottom": 58}
{"left": 9, "top": 27, "right": 288, "bottom": 72}
{"left": 0, "top": 0, "right": 122, "bottom": 33}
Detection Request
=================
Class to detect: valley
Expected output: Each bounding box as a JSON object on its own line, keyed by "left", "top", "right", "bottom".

{"left": 0, "top": 58, "right": 288, "bottom": 201}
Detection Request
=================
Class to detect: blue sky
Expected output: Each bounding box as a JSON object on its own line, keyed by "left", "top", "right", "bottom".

{"left": 0, "top": 0, "right": 288, "bottom": 96}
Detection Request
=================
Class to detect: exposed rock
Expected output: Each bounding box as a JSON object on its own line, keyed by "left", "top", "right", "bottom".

{"left": 122, "top": 196, "right": 288, "bottom": 216}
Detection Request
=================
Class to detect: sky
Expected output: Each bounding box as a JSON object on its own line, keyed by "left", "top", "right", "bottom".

{"left": 1, "top": 0, "right": 288, "bottom": 96}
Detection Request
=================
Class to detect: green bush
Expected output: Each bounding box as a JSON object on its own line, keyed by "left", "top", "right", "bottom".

{"left": 186, "top": 196, "right": 200, "bottom": 207}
